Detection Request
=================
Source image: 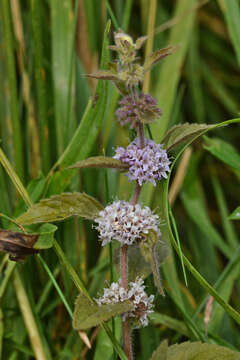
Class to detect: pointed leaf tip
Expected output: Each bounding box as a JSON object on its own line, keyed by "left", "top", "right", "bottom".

{"left": 17, "top": 193, "right": 104, "bottom": 225}
{"left": 69, "top": 156, "right": 129, "bottom": 171}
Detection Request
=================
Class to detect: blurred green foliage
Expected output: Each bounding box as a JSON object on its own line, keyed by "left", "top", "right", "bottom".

{"left": 0, "top": 0, "right": 239, "bottom": 359}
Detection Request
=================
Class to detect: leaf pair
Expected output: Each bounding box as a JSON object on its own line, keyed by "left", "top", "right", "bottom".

{"left": 87, "top": 46, "right": 176, "bottom": 94}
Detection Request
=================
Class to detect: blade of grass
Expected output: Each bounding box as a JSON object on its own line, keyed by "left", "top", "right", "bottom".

{"left": 201, "top": 61, "right": 238, "bottom": 114}
{"left": 211, "top": 175, "right": 238, "bottom": 249}
{"left": 46, "top": 20, "right": 111, "bottom": 195}
{"left": 11, "top": 0, "right": 41, "bottom": 178}
{"left": 219, "top": 0, "right": 240, "bottom": 66}
{"left": 0, "top": 148, "right": 32, "bottom": 207}
{"left": 122, "top": 0, "right": 133, "bottom": 31}
{"left": 142, "top": 0, "right": 198, "bottom": 206}
{"left": 36, "top": 266, "right": 60, "bottom": 313}
{"left": 13, "top": 269, "right": 49, "bottom": 360}
{"left": 151, "top": 0, "right": 197, "bottom": 140}
{"left": 38, "top": 255, "right": 73, "bottom": 318}
{"left": 50, "top": 0, "right": 78, "bottom": 154}
{"left": 31, "top": 0, "right": 50, "bottom": 173}
{"left": 104, "top": 0, "right": 119, "bottom": 30}
{"left": 169, "top": 209, "right": 188, "bottom": 286}
{"left": 1, "top": 0, "right": 24, "bottom": 181}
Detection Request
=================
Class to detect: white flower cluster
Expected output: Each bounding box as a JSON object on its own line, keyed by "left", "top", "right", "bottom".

{"left": 96, "top": 278, "right": 154, "bottom": 327}
{"left": 94, "top": 200, "right": 161, "bottom": 246}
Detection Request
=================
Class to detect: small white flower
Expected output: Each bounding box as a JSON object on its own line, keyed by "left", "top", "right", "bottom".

{"left": 94, "top": 200, "right": 161, "bottom": 246}
{"left": 96, "top": 278, "right": 154, "bottom": 328}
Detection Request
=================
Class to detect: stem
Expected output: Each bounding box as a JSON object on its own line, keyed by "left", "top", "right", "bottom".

{"left": 138, "top": 123, "right": 145, "bottom": 149}
{"left": 120, "top": 245, "right": 133, "bottom": 359}
{"left": 132, "top": 183, "right": 141, "bottom": 205}
{"left": 121, "top": 113, "right": 145, "bottom": 359}
{"left": 122, "top": 319, "right": 133, "bottom": 360}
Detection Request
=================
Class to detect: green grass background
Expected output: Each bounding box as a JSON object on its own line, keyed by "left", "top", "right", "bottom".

{"left": 0, "top": 0, "right": 240, "bottom": 359}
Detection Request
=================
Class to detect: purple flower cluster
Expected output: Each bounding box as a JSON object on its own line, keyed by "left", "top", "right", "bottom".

{"left": 96, "top": 278, "right": 154, "bottom": 327}
{"left": 114, "top": 137, "right": 171, "bottom": 186}
{"left": 94, "top": 200, "right": 161, "bottom": 246}
{"left": 116, "top": 93, "right": 162, "bottom": 129}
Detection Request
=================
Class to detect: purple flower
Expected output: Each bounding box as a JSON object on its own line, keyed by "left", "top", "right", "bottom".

{"left": 96, "top": 278, "right": 154, "bottom": 328}
{"left": 114, "top": 138, "right": 171, "bottom": 186}
{"left": 116, "top": 93, "right": 162, "bottom": 129}
{"left": 94, "top": 200, "right": 161, "bottom": 246}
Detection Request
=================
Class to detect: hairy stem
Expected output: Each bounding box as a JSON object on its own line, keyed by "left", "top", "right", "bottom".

{"left": 138, "top": 123, "right": 145, "bottom": 148}
{"left": 121, "top": 120, "right": 145, "bottom": 359}
{"left": 122, "top": 319, "right": 133, "bottom": 360}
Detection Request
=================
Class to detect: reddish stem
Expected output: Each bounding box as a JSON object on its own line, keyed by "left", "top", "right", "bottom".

{"left": 138, "top": 123, "right": 145, "bottom": 148}
{"left": 121, "top": 104, "right": 145, "bottom": 360}
{"left": 122, "top": 319, "right": 133, "bottom": 360}
{"left": 121, "top": 244, "right": 133, "bottom": 359}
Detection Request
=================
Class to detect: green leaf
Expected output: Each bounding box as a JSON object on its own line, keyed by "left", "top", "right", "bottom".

{"left": 144, "top": 46, "right": 176, "bottom": 73}
{"left": 69, "top": 156, "right": 129, "bottom": 170}
{"left": 150, "top": 313, "right": 189, "bottom": 337}
{"left": 46, "top": 20, "right": 111, "bottom": 195}
{"left": 94, "top": 317, "right": 122, "bottom": 360}
{"left": 86, "top": 70, "right": 119, "bottom": 81}
{"left": 17, "top": 193, "right": 104, "bottom": 225}
{"left": 73, "top": 294, "right": 133, "bottom": 330}
{"left": 229, "top": 207, "right": 240, "bottom": 221}
{"left": 181, "top": 178, "right": 233, "bottom": 259}
{"left": 162, "top": 123, "right": 214, "bottom": 152}
{"left": 220, "top": 0, "right": 240, "bottom": 66}
{"left": 204, "top": 137, "right": 240, "bottom": 172}
{"left": 167, "top": 341, "right": 240, "bottom": 360}
{"left": 50, "top": 0, "right": 77, "bottom": 154}
{"left": 33, "top": 224, "right": 58, "bottom": 249}
{"left": 151, "top": 0, "right": 197, "bottom": 140}
{"left": 150, "top": 340, "right": 168, "bottom": 360}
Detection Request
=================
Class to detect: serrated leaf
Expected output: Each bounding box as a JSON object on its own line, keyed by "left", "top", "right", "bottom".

{"left": 17, "top": 193, "right": 104, "bottom": 225}
{"left": 144, "top": 46, "right": 176, "bottom": 73}
{"left": 229, "top": 207, "right": 240, "bottom": 221}
{"left": 204, "top": 137, "right": 240, "bottom": 172}
{"left": 150, "top": 340, "right": 168, "bottom": 360}
{"left": 73, "top": 294, "right": 133, "bottom": 330}
{"left": 167, "top": 341, "right": 240, "bottom": 360}
{"left": 69, "top": 156, "right": 129, "bottom": 171}
{"left": 162, "top": 123, "right": 214, "bottom": 152}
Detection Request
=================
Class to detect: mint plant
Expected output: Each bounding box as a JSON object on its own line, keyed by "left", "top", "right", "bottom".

{"left": 0, "top": 22, "right": 240, "bottom": 360}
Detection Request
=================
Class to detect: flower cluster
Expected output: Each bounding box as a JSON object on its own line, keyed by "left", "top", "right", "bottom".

{"left": 116, "top": 93, "right": 162, "bottom": 129}
{"left": 96, "top": 278, "right": 154, "bottom": 327}
{"left": 94, "top": 200, "right": 161, "bottom": 246}
{"left": 114, "top": 137, "right": 171, "bottom": 186}
{"left": 109, "top": 31, "right": 146, "bottom": 67}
